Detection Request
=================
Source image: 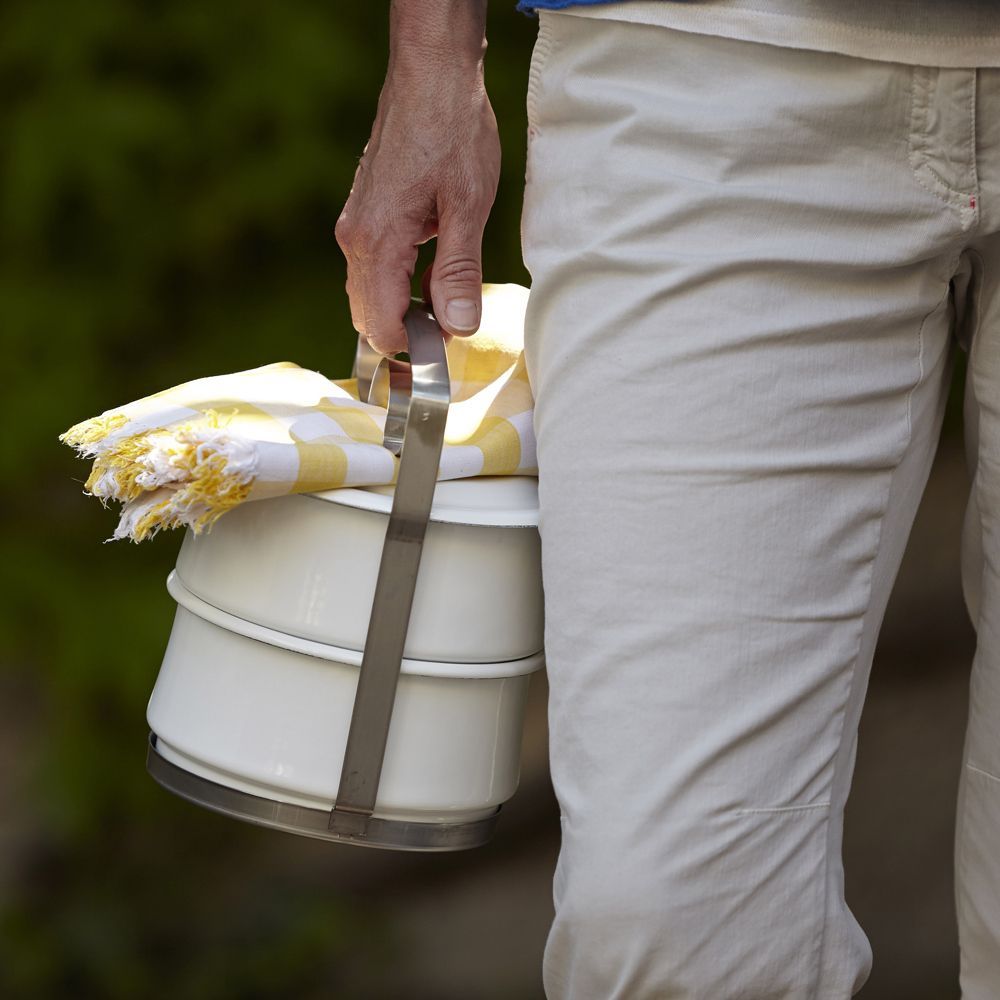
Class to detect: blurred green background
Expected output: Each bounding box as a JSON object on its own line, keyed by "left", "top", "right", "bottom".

{"left": 1, "top": 3, "right": 543, "bottom": 998}
{"left": 0, "top": 2, "right": 978, "bottom": 998}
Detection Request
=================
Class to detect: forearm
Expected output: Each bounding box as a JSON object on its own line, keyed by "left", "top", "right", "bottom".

{"left": 337, "top": 0, "right": 500, "bottom": 352}
{"left": 388, "top": 0, "right": 488, "bottom": 78}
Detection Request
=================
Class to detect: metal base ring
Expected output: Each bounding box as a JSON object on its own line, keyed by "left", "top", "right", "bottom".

{"left": 146, "top": 734, "right": 499, "bottom": 852}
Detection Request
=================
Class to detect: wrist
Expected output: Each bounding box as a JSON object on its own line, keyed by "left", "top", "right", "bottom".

{"left": 388, "top": 0, "right": 488, "bottom": 80}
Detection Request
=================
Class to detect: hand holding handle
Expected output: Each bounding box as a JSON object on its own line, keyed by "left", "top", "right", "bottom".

{"left": 354, "top": 301, "right": 450, "bottom": 455}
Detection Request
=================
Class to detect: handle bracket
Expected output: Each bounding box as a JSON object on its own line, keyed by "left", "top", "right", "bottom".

{"left": 329, "top": 303, "right": 450, "bottom": 836}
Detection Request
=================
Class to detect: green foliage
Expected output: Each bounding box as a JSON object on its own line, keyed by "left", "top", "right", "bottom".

{"left": 0, "top": 2, "right": 535, "bottom": 996}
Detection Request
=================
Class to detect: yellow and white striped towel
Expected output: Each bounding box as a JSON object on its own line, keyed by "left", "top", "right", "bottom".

{"left": 61, "top": 284, "right": 535, "bottom": 542}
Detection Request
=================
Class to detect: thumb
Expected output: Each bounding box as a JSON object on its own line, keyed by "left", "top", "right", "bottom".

{"left": 429, "top": 209, "right": 485, "bottom": 338}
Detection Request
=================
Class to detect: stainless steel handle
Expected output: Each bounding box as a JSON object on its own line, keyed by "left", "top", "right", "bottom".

{"left": 329, "top": 302, "right": 450, "bottom": 835}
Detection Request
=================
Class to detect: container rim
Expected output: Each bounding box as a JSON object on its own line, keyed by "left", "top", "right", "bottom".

{"left": 307, "top": 475, "right": 540, "bottom": 528}
{"left": 166, "top": 572, "right": 545, "bottom": 679}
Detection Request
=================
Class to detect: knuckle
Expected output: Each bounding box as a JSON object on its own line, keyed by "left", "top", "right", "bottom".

{"left": 334, "top": 215, "right": 355, "bottom": 250}
{"left": 433, "top": 256, "right": 482, "bottom": 286}
{"left": 336, "top": 215, "right": 376, "bottom": 259}
{"left": 463, "top": 178, "right": 489, "bottom": 208}
{"left": 457, "top": 170, "right": 496, "bottom": 213}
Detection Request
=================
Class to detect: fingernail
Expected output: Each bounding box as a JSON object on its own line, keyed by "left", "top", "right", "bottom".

{"left": 445, "top": 299, "right": 479, "bottom": 332}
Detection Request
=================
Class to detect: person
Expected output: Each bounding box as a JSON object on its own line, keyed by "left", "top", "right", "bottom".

{"left": 335, "top": 1, "right": 1000, "bottom": 996}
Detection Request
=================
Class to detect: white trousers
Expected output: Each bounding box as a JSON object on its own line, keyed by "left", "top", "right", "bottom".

{"left": 520, "top": 12, "right": 1000, "bottom": 999}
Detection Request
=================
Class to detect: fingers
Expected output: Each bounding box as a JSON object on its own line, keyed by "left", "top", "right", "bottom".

{"left": 337, "top": 169, "right": 490, "bottom": 352}
{"left": 427, "top": 203, "right": 486, "bottom": 338}
{"left": 420, "top": 265, "right": 454, "bottom": 345}
{"left": 336, "top": 207, "right": 416, "bottom": 356}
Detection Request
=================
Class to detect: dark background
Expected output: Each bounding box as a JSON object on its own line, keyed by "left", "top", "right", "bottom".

{"left": 0, "top": 2, "right": 976, "bottom": 997}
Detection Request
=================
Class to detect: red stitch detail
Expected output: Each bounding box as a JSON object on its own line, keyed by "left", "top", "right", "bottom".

{"left": 970, "top": 196, "right": 977, "bottom": 209}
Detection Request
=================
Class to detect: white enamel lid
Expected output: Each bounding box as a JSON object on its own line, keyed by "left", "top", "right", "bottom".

{"left": 309, "top": 475, "right": 539, "bottom": 528}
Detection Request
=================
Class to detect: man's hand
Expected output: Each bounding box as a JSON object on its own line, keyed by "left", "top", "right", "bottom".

{"left": 336, "top": 0, "right": 499, "bottom": 355}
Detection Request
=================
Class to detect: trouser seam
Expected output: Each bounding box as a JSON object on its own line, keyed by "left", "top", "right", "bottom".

{"left": 810, "top": 481, "right": 888, "bottom": 998}
{"left": 967, "top": 762, "right": 1000, "bottom": 784}
{"left": 526, "top": 15, "right": 555, "bottom": 137}
{"left": 733, "top": 801, "right": 831, "bottom": 816}
{"left": 968, "top": 254, "right": 989, "bottom": 617}
{"left": 811, "top": 275, "right": 949, "bottom": 996}
{"left": 954, "top": 241, "right": 987, "bottom": 990}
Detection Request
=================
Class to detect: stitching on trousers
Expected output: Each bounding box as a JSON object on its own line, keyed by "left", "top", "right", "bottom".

{"left": 733, "top": 801, "right": 831, "bottom": 816}
{"left": 953, "top": 249, "right": 986, "bottom": 963}
{"left": 966, "top": 68, "right": 980, "bottom": 218}
{"left": 522, "top": 16, "right": 556, "bottom": 257}
{"left": 906, "top": 66, "right": 980, "bottom": 229}
{"left": 810, "top": 274, "right": 949, "bottom": 995}
{"left": 907, "top": 68, "right": 958, "bottom": 200}
{"left": 967, "top": 763, "right": 1000, "bottom": 785}
{"left": 811, "top": 496, "right": 885, "bottom": 997}
{"left": 905, "top": 292, "right": 928, "bottom": 443}
{"left": 526, "top": 15, "right": 555, "bottom": 136}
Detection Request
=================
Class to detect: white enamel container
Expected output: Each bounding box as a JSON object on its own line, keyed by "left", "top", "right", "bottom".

{"left": 146, "top": 477, "right": 544, "bottom": 834}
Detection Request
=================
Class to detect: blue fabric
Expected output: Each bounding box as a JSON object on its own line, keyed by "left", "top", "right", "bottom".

{"left": 517, "top": 0, "right": 624, "bottom": 12}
